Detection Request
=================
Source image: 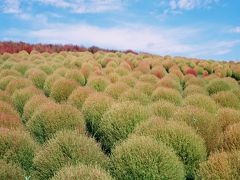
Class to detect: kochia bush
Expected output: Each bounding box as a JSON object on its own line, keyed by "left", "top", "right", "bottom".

{"left": 134, "top": 117, "right": 207, "bottom": 179}
{"left": 110, "top": 135, "right": 185, "bottom": 180}
{"left": 65, "top": 69, "right": 86, "bottom": 86}
{"left": 98, "top": 101, "right": 149, "bottom": 152}
{"left": 0, "top": 160, "right": 24, "bottom": 180}
{"left": 25, "top": 69, "right": 47, "bottom": 89}
{"left": 26, "top": 103, "right": 85, "bottom": 143}
{"left": 32, "top": 130, "right": 109, "bottom": 180}
{"left": 52, "top": 165, "right": 112, "bottom": 180}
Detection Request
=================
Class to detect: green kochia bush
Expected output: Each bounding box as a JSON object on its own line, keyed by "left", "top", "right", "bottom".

{"left": 68, "top": 86, "right": 94, "bottom": 110}
{"left": 217, "top": 108, "right": 240, "bottom": 131}
{"left": 183, "top": 94, "right": 218, "bottom": 113}
{"left": 152, "top": 87, "right": 183, "bottom": 105}
{"left": 149, "top": 100, "right": 176, "bottom": 119}
{"left": 32, "top": 130, "right": 109, "bottom": 180}
{"left": 52, "top": 165, "right": 112, "bottom": 180}
{"left": 207, "top": 79, "right": 232, "bottom": 95}
{"left": 110, "top": 135, "right": 185, "bottom": 180}
{"left": 12, "top": 86, "right": 42, "bottom": 115}
{"left": 50, "top": 78, "right": 78, "bottom": 102}
{"left": 87, "top": 76, "right": 109, "bottom": 92}
{"left": 82, "top": 92, "right": 114, "bottom": 138}
{"left": 133, "top": 118, "right": 207, "bottom": 179}
{"left": 98, "top": 101, "right": 149, "bottom": 152}
{"left": 43, "top": 74, "right": 61, "bottom": 96}
{"left": 198, "top": 151, "right": 240, "bottom": 179}
{"left": 173, "top": 106, "right": 221, "bottom": 152}
{"left": 212, "top": 91, "right": 240, "bottom": 110}
{"left": 0, "top": 160, "right": 25, "bottom": 180}
{"left": 5, "top": 78, "right": 32, "bottom": 95}
{"left": 65, "top": 69, "right": 86, "bottom": 86}
{"left": 26, "top": 103, "right": 85, "bottom": 143}
{"left": 105, "top": 82, "right": 129, "bottom": 99}
{"left": 25, "top": 69, "right": 47, "bottom": 89}
{"left": 0, "top": 128, "right": 37, "bottom": 174}
{"left": 119, "top": 89, "right": 150, "bottom": 105}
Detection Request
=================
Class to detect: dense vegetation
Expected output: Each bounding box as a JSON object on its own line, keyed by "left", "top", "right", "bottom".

{"left": 1, "top": 47, "right": 240, "bottom": 179}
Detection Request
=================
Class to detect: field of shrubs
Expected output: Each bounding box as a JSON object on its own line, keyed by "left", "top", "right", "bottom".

{"left": 1, "top": 49, "right": 240, "bottom": 180}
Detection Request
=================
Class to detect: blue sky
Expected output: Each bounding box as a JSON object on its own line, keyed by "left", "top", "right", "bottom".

{"left": 0, "top": 0, "right": 240, "bottom": 61}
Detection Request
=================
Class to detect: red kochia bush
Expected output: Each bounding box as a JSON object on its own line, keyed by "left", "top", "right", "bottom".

{"left": 186, "top": 68, "right": 197, "bottom": 77}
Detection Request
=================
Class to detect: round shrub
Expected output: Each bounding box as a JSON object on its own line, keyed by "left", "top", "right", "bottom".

{"left": 0, "top": 128, "right": 36, "bottom": 173}
{"left": 134, "top": 118, "right": 207, "bottom": 179}
{"left": 120, "top": 89, "right": 150, "bottom": 105}
{"left": 98, "top": 101, "right": 149, "bottom": 152}
{"left": 105, "top": 82, "right": 129, "bottom": 99}
{"left": 212, "top": 91, "right": 240, "bottom": 110}
{"left": 32, "top": 130, "right": 108, "bottom": 180}
{"left": 156, "top": 76, "right": 182, "bottom": 92}
{"left": 0, "top": 160, "right": 24, "bottom": 180}
{"left": 52, "top": 165, "right": 112, "bottom": 180}
{"left": 87, "top": 76, "right": 109, "bottom": 92}
{"left": 134, "top": 81, "right": 155, "bottom": 96}
{"left": 217, "top": 108, "right": 240, "bottom": 131}
{"left": 12, "top": 86, "right": 42, "bottom": 115}
{"left": 5, "top": 78, "right": 32, "bottom": 95}
{"left": 25, "top": 69, "right": 47, "bottom": 89}
{"left": 0, "top": 69, "right": 20, "bottom": 78}
{"left": 82, "top": 92, "right": 114, "bottom": 138}
{"left": 152, "top": 87, "right": 183, "bottom": 105}
{"left": 198, "top": 151, "right": 240, "bottom": 179}
{"left": 139, "top": 74, "right": 159, "bottom": 84}
{"left": 0, "top": 112, "right": 22, "bottom": 129}
{"left": 22, "top": 95, "right": 51, "bottom": 124}
{"left": 221, "top": 122, "right": 240, "bottom": 151}
{"left": 150, "top": 100, "right": 176, "bottom": 119}
{"left": 184, "top": 94, "right": 218, "bottom": 113}
{"left": 68, "top": 86, "right": 94, "bottom": 110}
{"left": 43, "top": 73, "right": 61, "bottom": 96}
{"left": 173, "top": 106, "right": 221, "bottom": 152}
{"left": 106, "top": 72, "right": 120, "bottom": 83}
{"left": 13, "top": 62, "right": 29, "bottom": 75}
{"left": 110, "top": 135, "right": 185, "bottom": 180}
{"left": 207, "top": 79, "right": 232, "bottom": 95}
{"left": 0, "top": 90, "right": 12, "bottom": 104}
{"left": 27, "top": 103, "right": 85, "bottom": 143}
{"left": 185, "top": 77, "right": 206, "bottom": 87}
{"left": 0, "top": 75, "right": 16, "bottom": 90}
{"left": 65, "top": 69, "right": 86, "bottom": 86}
{"left": 183, "top": 85, "right": 208, "bottom": 97}
{"left": 119, "top": 75, "right": 136, "bottom": 87}
{"left": 50, "top": 78, "right": 78, "bottom": 103}
{"left": 0, "top": 100, "right": 18, "bottom": 116}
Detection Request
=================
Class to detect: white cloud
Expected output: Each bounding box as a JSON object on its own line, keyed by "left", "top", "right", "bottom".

{"left": 35, "top": 0, "right": 124, "bottom": 13}
{"left": 1, "top": 0, "right": 21, "bottom": 13}
{"left": 231, "top": 26, "right": 240, "bottom": 33}
{"left": 168, "top": 0, "right": 219, "bottom": 10}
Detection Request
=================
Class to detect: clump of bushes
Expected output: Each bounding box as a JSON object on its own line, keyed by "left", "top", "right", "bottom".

{"left": 50, "top": 78, "right": 78, "bottom": 102}
{"left": 198, "top": 151, "right": 240, "bottom": 179}
{"left": 110, "top": 135, "right": 185, "bottom": 180}
{"left": 105, "top": 82, "right": 129, "bottom": 99}
{"left": 32, "top": 130, "right": 108, "bottom": 180}
{"left": 22, "top": 94, "right": 51, "bottom": 123}
{"left": 133, "top": 118, "right": 207, "bottom": 179}
{"left": 98, "top": 101, "right": 149, "bottom": 152}
{"left": 149, "top": 100, "right": 176, "bottom": 119}
{"left": 0, "top": 160, "right": 24, "bottom": 180}
{"left": 0, "top": 128, "right": 37, "bottom": 174}
{"left": 152, "top": 87, "right": 182, "bottom": 105}
{"left": 207, "top": 79, "right": 232, "bottom": 95}
{"left": 221, "top": 122, "right": 240, "bottom": 151}
{"left": 26, "top": 103, "right": 85, "bottom": 143}
{"left": 172, "top": 106, "right": 221, "bottom": 152}
{"left": 68, "top": 86, "right": 94, "bottom": 110}
{"left": 212, "top": 91, "right": 240, "bottom": 110}
{"left": 43, "top": 73, "right": 61, "bottom": 96}
{"left": 65, "top": 69, "right": 86, "bottom": 86}
{"left": 87, "top": 76, "right": 109, "bottom": 92}
{"left": 52, "top": 165, "right": 112, "bottom": 180}
{"left": 183, "top": 85, "right": 208, "bottom": 97}
{"left": 25, "top": 69, "right": 47, "bottom": 89}
{"left": 82, "top": 92, "right": 114, "bottom": 138}
{"left": 5, "top": 78, "right": 32, "bottom": 95}
{"left": 217, "top": 108, "right": 240, "bottom": 131}
{"left": 120, "top": 89, "right": 150, "bottom": 105}
{"left": 183, "top": 94, "right": 218, "bottom": 113}
{"left": 12, "top": 86, "right": 42, "bottom": 115}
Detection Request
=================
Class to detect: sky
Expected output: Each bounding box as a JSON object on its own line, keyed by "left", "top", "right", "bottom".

{"left": 0, "top": 0, "right": 240, "bottom": 61}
